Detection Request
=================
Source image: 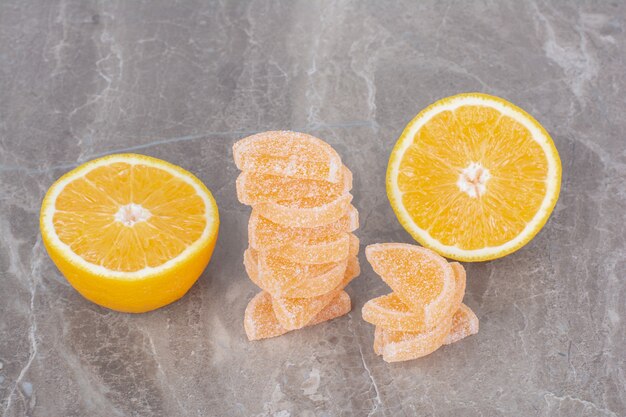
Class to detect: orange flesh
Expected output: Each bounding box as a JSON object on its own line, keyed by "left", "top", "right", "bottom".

{"left": 397, "top": 106, "right": 549, "bottom": 250}
{"left": 53, "top": 162, "right": 206, "bottom": 272}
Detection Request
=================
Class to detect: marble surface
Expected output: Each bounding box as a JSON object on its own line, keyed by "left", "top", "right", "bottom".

{"left": 1, "top": 1, "right": 625, "bottom": 416}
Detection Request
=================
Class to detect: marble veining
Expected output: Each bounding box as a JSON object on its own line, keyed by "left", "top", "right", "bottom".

{"left": 1, "top": 0, "right": 625, "bottom": 416}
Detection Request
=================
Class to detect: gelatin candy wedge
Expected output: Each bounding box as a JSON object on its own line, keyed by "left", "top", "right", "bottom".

{"left": 365, "top": 243, "right": 455, "bottom": 328}
{"left": 281, "top": 239, "right": 360, "bottom": 298}
{"left": 254, "top": 193, "right": 353, "bottom": 228}
{"left": 271, "top": 260, "right": 359, "bottom": 330}
{"left": 236, "top": 166, "right": 352, "bottom": 205}
{"left": 244, "top": 248, "right": 347, "bottom": 297}
{"left": 377, "top": 316, "right": 453, "bottom": 362}
{"left": 244, "top": 290, "right": 351, "bottom": 341}
{"left": 233, "top": 131, "right": 343, "bottom": 183}
{"left": 248, "top": 205, "right": 358, "bottom": 250}
{"left": 373, "top": 326, "right": 384, "bottom": 356}
{"left": 276, "top": 232, "right": 359, "bottom": 265}
{"left": 443, "top": 303, "right": 479, "bottom": 345}
{"left": 362, "top": 261, "right": 466, "bottom": 331}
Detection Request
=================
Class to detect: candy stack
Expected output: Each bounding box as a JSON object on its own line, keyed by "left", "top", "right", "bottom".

{"left": 363, "top": 243, "right": 478, "bottom": 362}
{"left": 233, "top": 131, "right": 360, "bottom": 341}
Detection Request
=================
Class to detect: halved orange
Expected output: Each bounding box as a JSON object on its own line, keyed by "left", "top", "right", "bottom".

{"left": 40, "top": 154, "right": 219, "bottom": 313}
{"left": 387, "top": 93, "right": 561, "bottom": 261}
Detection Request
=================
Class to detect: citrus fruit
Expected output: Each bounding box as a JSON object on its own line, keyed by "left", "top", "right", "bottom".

{"left": 387, "top": 93, "right": 562, "bottom": 261}
{"left": 365, "top": 243, "right": 455, "bottom": 327}
{"left": 444, "top": 303, "right": 479, "bottom": 345}
{"left": 248, "top": 205, "right": 358, "bottom": 250}
{"left": 40, "top": 154, "right": 219, "bottom": 313}
{"left": 254, "top": 193, "right": 353, "bottom": 228}
{"left": 234, "top": 131, "right": 343, "bottom": 183}
{"left": 236, "top": 166, "right": 352, "bottom": 205}
{"left": 244, "top": 290, "right": 351, "bottom": 341}
{"left": 362, "top": 261, "right": 465, "bottom": 332}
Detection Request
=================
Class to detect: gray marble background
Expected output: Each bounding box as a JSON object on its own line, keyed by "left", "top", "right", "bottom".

{"left": 1, "top": 1, "right": 624, "bottom": 416}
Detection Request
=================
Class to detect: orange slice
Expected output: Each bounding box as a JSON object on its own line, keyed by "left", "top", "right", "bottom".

{"left": 254, "top": 250, "right": 348, "bottom": 296}
{"left": 375, "top": 317, "right": 453, "bottom": 362}
{"left": 362, "top": 262, "right": 466, "bottom": 331}
{"left": 248, "top": 205, "right": 358, "bottom": 250}
{"left": 236, "top": 166, "right": 352, "bottom": 205}
{"left": 282, "top": 255, "right": 360, "bottom": 298}
{"left": 39, "top": 154, "right": 219, "bottom": 313}
{"left": 444, "top": 303, "right": 479, "bottom": 345}
{"left": 271, "top": 262, "right": 358, "bottom": 330}
{"left": 233, "top": 131, "right": 343, "bottom": 183}
{"left": 244, "top": 290, "right": 351, "bottom": 341}
{"left": 365, "top": 243, "right": 455, "bottom": 327}
{"left": 275, "top": 233, "right": 359, "bottom": 265}
{"left": 255, "top": 193, "right": 353, "bottom": 228}
{"left": 387, "top": 93, "right": 562, "bottom": 261}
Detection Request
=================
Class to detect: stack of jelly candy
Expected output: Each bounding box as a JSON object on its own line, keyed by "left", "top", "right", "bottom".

{"left": 363, "top": 243, "right": 478, "bottom": 362}
{"left": 233, "top": 131, "right": 360, "bottom": 340}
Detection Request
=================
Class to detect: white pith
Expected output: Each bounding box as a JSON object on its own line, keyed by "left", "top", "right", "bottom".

{"left": 41, "top": 154, "right": 218, "bottom": 279}
{"left": 457, "top": 162, "right": 490, "bottom": 198}
{"left": 115, "top": 203, "right": 151, "bottom": 226}
{"left": 389, "top": 95, "right": 560, "bottom": 259}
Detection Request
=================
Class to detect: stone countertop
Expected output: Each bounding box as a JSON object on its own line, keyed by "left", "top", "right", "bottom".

{"left": 1, "top": 1, "right": 624, "bottom": 416}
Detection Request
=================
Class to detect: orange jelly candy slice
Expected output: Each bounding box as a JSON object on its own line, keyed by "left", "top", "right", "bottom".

{"left": 362, "top": 261, "right": 466, "bottom": 331}
{"left": 271, "top": 260, "right": 359, "bottom": 330}
{"left": 236, "top": 166, "right": 352, "bottom": 205}
{"left": 365, "top": 243, "right": 455, "bottom": 328}
{"left": 244, "top": 290, "right": 351, "bottom": 341}
{"left": 444, "top": 303, "right": 479, "bottom": 345}
{"left": 275, "top": 233, "right": 359, "bottom": 265}
{"left": 244, "top": 248, "right": 347, "bottom": 297}
{"left": 254, "top": 193, "right": 353, "bottom": 228}
{"left": 233, "top": 131, "right": 343, "bottom": 183}
{"left": 248, "top": 205, "right": 358, "bottom": 250}
{"left": 375, "top": 317, "right": 453, "bottom": 362}
{"left": 281, "top": 239, "right": 360, "bottom": 298}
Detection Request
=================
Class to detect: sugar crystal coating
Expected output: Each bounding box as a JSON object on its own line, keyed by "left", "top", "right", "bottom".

{"left": 365, "top": 243, "right": 455, "bottom": 328}
{"left": 363, "top": 242, "right": 478, "bottom": 362}
{"left": 444, "top": 303, "right": 479, "bottom": 345}
{"left": 244, "top": 290, "right": 351, "bottom": 341}
{"left": 255, "top": 193, "right": 353, "bottom": 228}
{"left": 362, "top": 261, "right": 466, "bottom": 331}
{"left": 248, "top": 205, "right": 359, "bottom": 250}
{"left": 271, "top": 266, "right": 357, "bottom": 330}
{"left": 233, "top": 131, "right": 343, "bottom": 183}
{"left": 236, "top": 166, "right": 352, "bottom": 205}
{"left": 236, "top": 131, "right": 360, "bottom": 340}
